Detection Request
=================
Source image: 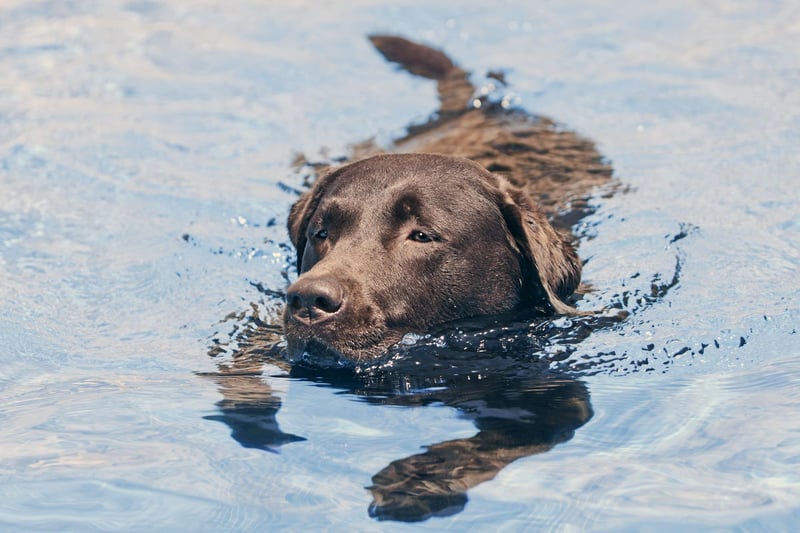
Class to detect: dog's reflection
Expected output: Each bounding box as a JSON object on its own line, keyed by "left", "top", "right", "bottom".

{"left": 203, "top": 372, "right": 305, "bottom": 451}
{"left": 203, "top": 341, "right": 591, "bottom": 522}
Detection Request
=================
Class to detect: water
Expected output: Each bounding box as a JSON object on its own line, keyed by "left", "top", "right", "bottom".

{"left": 2, "top": 0, "right": 799, "bottom": 530}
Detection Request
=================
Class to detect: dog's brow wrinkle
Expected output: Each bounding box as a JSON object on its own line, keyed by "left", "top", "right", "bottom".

{"left": 390, "top": 191, "right": 423, "bottom": 222}
{"left": 320, "top": 200, "right": 360, "bottom": 230}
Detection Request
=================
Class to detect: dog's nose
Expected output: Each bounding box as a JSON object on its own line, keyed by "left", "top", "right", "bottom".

{"left": 286, "top": 276, "right": 344, "bottom": 325}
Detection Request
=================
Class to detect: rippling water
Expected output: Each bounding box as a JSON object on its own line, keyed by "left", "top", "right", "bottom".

{"left": 1, "top": 0, "right": 799, "bottom": 530}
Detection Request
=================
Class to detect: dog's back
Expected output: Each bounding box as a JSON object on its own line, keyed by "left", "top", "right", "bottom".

{"left": 359, "top": 35, "right": 613, "bottom": 231}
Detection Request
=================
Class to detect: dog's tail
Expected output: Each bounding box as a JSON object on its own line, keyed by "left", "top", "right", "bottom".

{"left": 368, "top": 35, "right": 476, "bottom": 114}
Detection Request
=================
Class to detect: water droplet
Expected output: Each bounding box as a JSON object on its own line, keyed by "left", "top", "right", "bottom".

{"left": 401, "top": 332, "right": 423, "bottom": 345}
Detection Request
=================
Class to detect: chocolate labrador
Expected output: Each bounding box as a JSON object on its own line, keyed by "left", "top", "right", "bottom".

{"left": 204, "top": 35, "right": 614, "bottom": 522}
{"left": 283, "top": 36, "right": 611, "bottom": 366}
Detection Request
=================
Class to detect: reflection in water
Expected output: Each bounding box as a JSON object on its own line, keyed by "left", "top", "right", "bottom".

{"left": 364, "top": 376, "right": 591, "bottom": 521}
{"left": 203, "top": 374, "right": 305, "bottom": 452}
{"left": 203, "top": 320, "right": 593, "bottom": 522}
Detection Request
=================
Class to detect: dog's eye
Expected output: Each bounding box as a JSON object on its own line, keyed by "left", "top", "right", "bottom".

{"left": 408, "top": 230, "right": 433, "bottom": 243}
{"left": 314, "top": 229, "right": 328, "bottom": 240}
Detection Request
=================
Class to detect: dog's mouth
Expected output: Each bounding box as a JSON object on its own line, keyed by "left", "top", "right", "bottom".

{"left": 283, "top": 291, "right": 404, "bottom": 367}
{"left": 284, "top": 326, "right": 404, "bottom": 369}
{"left": 286, "top": 339, "right": 346, "bottom": 368}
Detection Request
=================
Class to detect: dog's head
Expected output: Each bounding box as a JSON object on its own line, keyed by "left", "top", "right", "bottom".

{"left": 283, "top": 153, "right": 580, "bottom": 365}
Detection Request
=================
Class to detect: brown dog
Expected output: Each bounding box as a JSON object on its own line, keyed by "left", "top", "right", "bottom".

{"left": 284, "top": 36, "right": 611, "bottom": 366}
{"left": 205, "top": 36, "right": 610, "bottom": 521}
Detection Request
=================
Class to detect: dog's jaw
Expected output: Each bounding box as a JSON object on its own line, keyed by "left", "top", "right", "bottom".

{"left": 284, "top": 314, "right": 406, "bottom": 368}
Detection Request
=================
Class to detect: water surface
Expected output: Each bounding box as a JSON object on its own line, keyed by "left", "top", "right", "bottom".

{"left": 1, "top": 0, "right": 799, "bottom": 530}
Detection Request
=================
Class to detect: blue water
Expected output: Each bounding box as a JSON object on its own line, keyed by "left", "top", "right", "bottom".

{"left": 1, "top": 0, "right": 799, "bottom": 530}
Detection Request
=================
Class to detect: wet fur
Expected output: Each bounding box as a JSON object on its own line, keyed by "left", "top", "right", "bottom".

{"left": 284, "top": 35, "right": 611, "bottom": 365}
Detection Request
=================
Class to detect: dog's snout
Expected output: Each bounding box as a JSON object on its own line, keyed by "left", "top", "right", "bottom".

{"left": 286, "top": 276, "right": 344, "bottom": 325}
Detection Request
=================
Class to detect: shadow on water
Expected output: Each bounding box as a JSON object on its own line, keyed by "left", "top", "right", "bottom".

{"left": 201, "top": 315, "right": 596, "bottom": 522}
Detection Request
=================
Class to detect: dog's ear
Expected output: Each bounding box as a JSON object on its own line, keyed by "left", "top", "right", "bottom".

{"left": 287, "top": 167, "right": 338, "bottom": 273}
{"left": 494, "top": 179, "right": 582, "bottom": 314}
